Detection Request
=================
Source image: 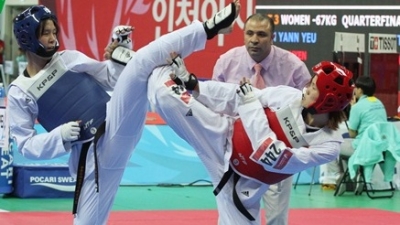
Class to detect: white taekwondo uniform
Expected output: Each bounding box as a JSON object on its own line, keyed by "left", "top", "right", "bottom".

{"left": 148, "top": 72, "right": 343, "bottom": 225}
{"left": 8, "top": 20, "right": 207, "bottom": 225}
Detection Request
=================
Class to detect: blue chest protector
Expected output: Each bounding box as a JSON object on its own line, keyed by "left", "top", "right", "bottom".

{"left": 12, "top": 54, "right": 111, "bottom": 215}
{"left": 37, "top": 71, "right": 110, "bottom": 141}
{"left": 15, "top": 54, "right": 110, "bottom": 141}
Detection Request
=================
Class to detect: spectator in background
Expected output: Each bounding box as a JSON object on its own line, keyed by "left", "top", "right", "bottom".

{"left": 327, "top": 76, "right": 387, "bottom": 195}
{"left": 212, "top": 13, "right": 310, "bottom": 225}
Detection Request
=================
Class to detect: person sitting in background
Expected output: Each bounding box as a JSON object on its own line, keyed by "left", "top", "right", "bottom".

{"left": 328, "top": 76, "right": 387, "bottom": 195}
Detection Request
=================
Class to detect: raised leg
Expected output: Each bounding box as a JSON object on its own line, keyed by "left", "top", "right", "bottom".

{"left": 203, "top": 0, "right": 240, "bottom": 39}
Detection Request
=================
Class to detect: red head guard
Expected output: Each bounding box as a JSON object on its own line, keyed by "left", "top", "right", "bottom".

{"left": 308, "top": 61, "right": 354, "bottom": 114}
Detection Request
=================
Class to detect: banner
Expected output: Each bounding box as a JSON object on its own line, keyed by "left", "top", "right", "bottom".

{"left": 40, "top": 0, "right": 256, "bottom": 79}
{"left": 255, "top": 1, "right": 400, "bottom": 71}
{"left": 12, "top": 165, "right": 75, "bottom": 198}
{"left": 13, "top": 121, "right": 211, "bottom": 186}
{"left": 0, "top": 106, "right": 13, "bottom": 194}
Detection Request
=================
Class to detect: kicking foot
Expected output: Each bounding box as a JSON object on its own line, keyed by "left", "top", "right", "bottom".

{"left": 203, "top": 0, "right": 241, "bottom": 39}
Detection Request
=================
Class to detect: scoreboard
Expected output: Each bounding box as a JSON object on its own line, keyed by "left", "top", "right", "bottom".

{"left": 255, "top": 1, "right": 400, "bottom": 71}
{"left": 255, "top": 0, "right": 400, "bottom": 115}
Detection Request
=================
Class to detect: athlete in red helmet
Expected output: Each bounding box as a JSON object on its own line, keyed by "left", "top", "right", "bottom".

{"left": 307, "top": 61, "right": 354, "bottom": 114}
{"left": 147, "top": 55, "right": 354, "bottom": 225}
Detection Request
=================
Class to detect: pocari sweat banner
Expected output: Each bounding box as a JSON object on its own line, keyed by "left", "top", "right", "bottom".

{"left": 0, "top": 103, "right": 13, "bottom": 194}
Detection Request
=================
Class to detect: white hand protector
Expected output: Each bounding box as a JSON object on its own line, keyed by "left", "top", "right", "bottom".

{"left": 170, "top": 55, "right": 191, "bottom": 83}
{"left": 112, "top": 25, "right": 134, "bottom": 49}
{"left": 60, "top": 121, "right": 81, "bottom": 142}
{"left": 236, "top": 82, "right": 257, "bottom": 105}
{"left": 111, "top": 46, "right": 135, "bottom": 66}
{"left": 250, "top": 137, "right": 293, "bottom": 171}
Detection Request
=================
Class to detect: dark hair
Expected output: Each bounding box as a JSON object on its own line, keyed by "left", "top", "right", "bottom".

{"left": 244, "top": 13, "right": 275, "bottom": 33}
{"left": 327, "top": 111, "right": 347, "bottom": 130}
{"left": 36, "top": 18, "right": 59, "bottom": 39}
{"left": 355, "top": 76, "right": 376, "bottom": 96}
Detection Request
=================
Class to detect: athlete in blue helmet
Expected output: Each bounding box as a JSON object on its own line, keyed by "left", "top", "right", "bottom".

{"left": 9, "top": 2, "right": 240, "bottom": 224}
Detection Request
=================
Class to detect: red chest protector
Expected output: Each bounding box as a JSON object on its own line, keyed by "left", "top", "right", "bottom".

{"left": 214, "top": 107, "right": 307, "bottom": 221}
{"left": 231, "top": 108, "right": 295, "bottom": 184}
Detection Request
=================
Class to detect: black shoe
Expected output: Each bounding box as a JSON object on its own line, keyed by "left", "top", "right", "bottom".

{"left": 203, "top": 1, "right": 237, "bottom": 39}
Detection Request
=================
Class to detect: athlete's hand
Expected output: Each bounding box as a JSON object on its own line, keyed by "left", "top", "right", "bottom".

{"left": 61, "top": 121, "right": 81, "bottom": 142}
{"left": 104, "top": 25, "right": 134, "bottom": 60}
{"left": 167, "top": 52, "right": 199, "bottom": 91}
{"left": 112, "top": 25, "right": 134, "bottom": 49}
{"left": 168, "top": 52, "right": 191, "bottom": 83}
{"left": 237, "top": 78, "right": 257, "bottom": 105}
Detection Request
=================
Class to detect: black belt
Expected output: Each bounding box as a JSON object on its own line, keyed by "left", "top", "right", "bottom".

{"left": 72, "top": 121, "right": 106, "bottom": 215}
{"left": 213, "top": 166, "right": 255, "bottom": 221}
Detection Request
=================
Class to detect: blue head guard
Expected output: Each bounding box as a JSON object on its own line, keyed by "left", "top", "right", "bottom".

{"left": 13, "top": 5, "right": 59, "bottom": 57}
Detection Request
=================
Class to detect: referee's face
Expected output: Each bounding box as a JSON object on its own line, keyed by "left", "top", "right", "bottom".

{"left": 244, "top": 19, "right": 273, "bottom": 63}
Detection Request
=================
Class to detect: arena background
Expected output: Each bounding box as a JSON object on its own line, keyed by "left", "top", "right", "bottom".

{"left": 254, "top": 0, "right": 400, "bottom": 116}
{"left": 1, "top": 0, "right": 400, "bottom": 193}
{"left": 38, "top": 0, "right": 400, "bottom": 115}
